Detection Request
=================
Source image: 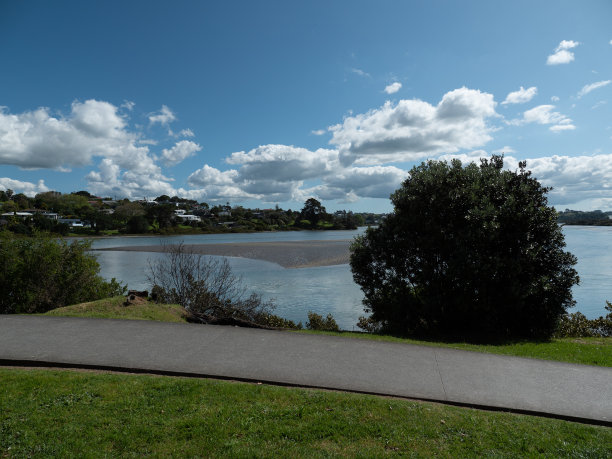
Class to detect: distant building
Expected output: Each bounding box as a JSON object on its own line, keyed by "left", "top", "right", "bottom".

{"left": 1, "top": 212, "right": 33, "bottom": 218}
{"left": 58, "top": 218, "right": 89, "bottom": 228}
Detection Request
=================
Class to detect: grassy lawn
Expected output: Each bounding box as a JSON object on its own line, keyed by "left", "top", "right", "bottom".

{"left": 1, "top": 368, "right": 610, "bottom": 457}
{"left": 296, "top": 330, "right": 612, "bottom": 368}
{"left": 43, "top": 296, "right": 189, "bottom": 323}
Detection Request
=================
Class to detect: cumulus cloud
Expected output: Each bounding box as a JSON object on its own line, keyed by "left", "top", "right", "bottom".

{"left": 431, "top": 152, "right": 612, "bottom": 209}
{"left": 547, "top": 40, "right": 579, "bottom": 65}
{"left": 384, "top": 82, "right": 402, "bottom": 94}
{"left": 0, "top": 99, "right": 205, "bottom": 200}
{"left": 0, "top": 100, "right": 141, "bottom": 169}
{"left": 182, "top": 144, "right": 412, "bottom": 203}
{"left": 519, "top": 105, "right": 575, "bottom": 131}
{"left": 148, "top": 105, "right": 176, "bottom": 125}
{"left": 577, "top": 80, "right": 611, "bottom": 98}
{"left": 318, "top": 165, "right": 408, "bottom": 200}
{"left": 188, "top": 165, "right": 239, "bottom": 187}
{"left": 329, "top": 87, "right": 498, "bottom": 166}
{"left": 502, "top": 86, "right": 537, "bottom": 105}
{"left": 161, "top": 140, "right": 202, "bottom": 166}
{"left": 227, "top": 145, "right": 339, "bottom": 182}
{"left": 311, "top": 129, "right": 326, "bottom": 135}
{"left": 0, "top": 177, "right": 49, "bottom": 197}
{"left": 551, "top": 96, "right": 560, "bottom": 102}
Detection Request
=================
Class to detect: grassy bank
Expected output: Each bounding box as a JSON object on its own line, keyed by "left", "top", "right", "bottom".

{"left": 1, "top": 368, "right": 610, "bottom": 457}
{"left": 296, "top": 330, "right": 612, "bottom": 368}
{"left": 43, "top": 296, "right": 189, "bottom": 323}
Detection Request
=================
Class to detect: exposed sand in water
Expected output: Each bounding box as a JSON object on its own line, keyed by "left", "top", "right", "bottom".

{"left": 95, "top": 240, "right": 352, "bottom": 268}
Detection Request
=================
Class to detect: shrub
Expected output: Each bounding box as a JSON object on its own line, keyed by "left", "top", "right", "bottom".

{"left": 306, "top": 312, "right": 340, "bottom": 331}
{"left": 0, "top": 232, "right": 126, "bottom": 314}
{"left": 555, "top": 302, "right": 612, "bottom": 338}
{"left": 147, "top": 243, "right": 275, "bottom": 323}
{"left": 350, "top": 156, "right": 579, "bottom": 340}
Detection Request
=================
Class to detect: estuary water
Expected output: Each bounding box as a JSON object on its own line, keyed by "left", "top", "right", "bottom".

{"left": 91, "top": 226, "right": 612, "bottom": 330}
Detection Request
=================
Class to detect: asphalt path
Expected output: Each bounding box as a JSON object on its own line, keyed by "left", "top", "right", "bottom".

{"left": 1, "top": 316, "right": 610, "bottom": 426}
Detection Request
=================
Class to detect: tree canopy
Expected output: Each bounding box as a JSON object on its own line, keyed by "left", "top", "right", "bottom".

{"left": 350, "top": 156, "right": 579, "bottom": 340}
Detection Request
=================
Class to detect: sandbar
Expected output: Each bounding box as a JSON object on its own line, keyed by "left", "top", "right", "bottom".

{"left": 95, "top": 240, "right": 352, "bottom": 268}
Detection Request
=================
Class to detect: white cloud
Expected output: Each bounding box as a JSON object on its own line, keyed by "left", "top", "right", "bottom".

{"left": 547, "top": 40, "right": 579, "bottom": 65}
{"left": 317, "top": 165, "right": 408, "bottom": 200}
{"left": 185, "top": 165, "right": 254, "bottom": 202}
{"left": 188, "top": 165, "right": 239, "bottom": 187}
{"left": 121, "top": 100, "right": 135, "bottom": 111}
{"left": 549, "top": 124, "right": 576, "bottom": 132}
{"left": 492, "top": 146, "right": 516, "bottom": 154}
{"left": 311, "top": 129, "right": 326, "bottom": 136}
{"left": 0, "top": 100, "right": 141, "bottom": 169}
{"left": 227, "top": 144, "right": 339, "bottom": 182}
{"left": 501, "top": 86, "right": 537, "bottom": 105}
{"left": 350, "top": 68, "right": 370, "bottom": 78}
{"left": 182, "top": 145, "right": 412, "bottom": 203}
{"left": 148, "top": 105, "right": 176, "bottom": 125}
{"left": 577, "top": 80, "right": 611, "bottom": 98}
{"left": 161, "top": 140, "right": 202, "bottom": 166}
{"left": 384, "top": 82, "right": 402, "bottom": 94}
{"left": 521, "top": 105, "right": 575, "bottom": 131}
{"left": 330, "top": 87, "right": 498, "bottom": 166}
{"left": 592, "top": 100, "right": 607, "bottom": 110}
{"left": 551, "top": 96, "right": 560, "bottom": 102}
{"left": 0, "top": 178, "right": 49, "bottom": 197}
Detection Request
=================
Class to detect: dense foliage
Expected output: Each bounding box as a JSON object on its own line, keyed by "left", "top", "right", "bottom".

{"left": 555, "top": 301, "right": 612, "bottom": 337}
{"left": 0, "top": 233, "right": 125, "bottom": 314}
{"left": 350, "top": 156, "right": 579, "bottom": 340}
{"left": 0, "top": 190, "right": 369, "bottom": 235}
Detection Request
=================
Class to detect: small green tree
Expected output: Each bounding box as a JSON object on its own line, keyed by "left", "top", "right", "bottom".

{"left": 0, "top": 232, "right": 125, "bottom": 314}
{"left": 350, "top": 156, "right": 579, "bottom": 340}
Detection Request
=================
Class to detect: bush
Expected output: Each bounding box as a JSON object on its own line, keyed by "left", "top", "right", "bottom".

{"left": 147, "top": 243, "right": 275, "bottom": 323}
{"left": 306, "top": 312, "right": 340, "bottom": 331}
{"left": 555, "top": 302, "right": 612, "bottom": 337}
{"left": 0, "top": 232, "right": 126, "bottom": 314}
{"left": 350, "top": 156, "right": 579, "bottom": 340}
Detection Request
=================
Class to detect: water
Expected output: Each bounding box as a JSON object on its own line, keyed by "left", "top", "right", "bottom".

{"left": 91, "top": 226, "right": 612, "bottom": 329}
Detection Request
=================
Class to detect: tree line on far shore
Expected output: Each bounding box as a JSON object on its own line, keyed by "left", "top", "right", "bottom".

{"left": 0, "top": 190, "right": 380, "bottom": 236}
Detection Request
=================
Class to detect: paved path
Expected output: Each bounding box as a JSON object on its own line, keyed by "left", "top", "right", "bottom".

{"left": 1, "top": 316, "right": 610, "bottom": 425}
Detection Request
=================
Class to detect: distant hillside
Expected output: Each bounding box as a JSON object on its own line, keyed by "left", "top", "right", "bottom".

{"left": 557, "top": 209, "right": 612, "bottom": 226}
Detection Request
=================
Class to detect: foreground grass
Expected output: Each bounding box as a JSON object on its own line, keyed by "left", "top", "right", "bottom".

{"left": 1, "top": 368, "right": 610, "bottom": 457}
{"left": 43, "top": 296, "right": 189, "bottom": 323}
{"left": 296, "top": 330, "right": 612, "bottom": 368}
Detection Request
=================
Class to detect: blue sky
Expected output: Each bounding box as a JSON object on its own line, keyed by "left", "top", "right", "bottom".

{"left": 1, "top": 0, "right": 611, "bottom": 212}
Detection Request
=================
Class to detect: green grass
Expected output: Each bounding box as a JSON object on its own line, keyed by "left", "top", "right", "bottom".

{"left": 1, "top": 368, "right": 610, "bottom": 457}
{"left": 295, "top": 330, "right": 612, "bottom": 367}
{"left": 43, "top": 296, "right": 189, "bottom": 323}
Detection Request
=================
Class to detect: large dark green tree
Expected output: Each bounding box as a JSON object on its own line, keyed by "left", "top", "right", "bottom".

{"left": 350, "top": 156, "right": 579, "bottom": 340}
{"left": 299, "top": 198, "right": 328, "bottom": 227}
